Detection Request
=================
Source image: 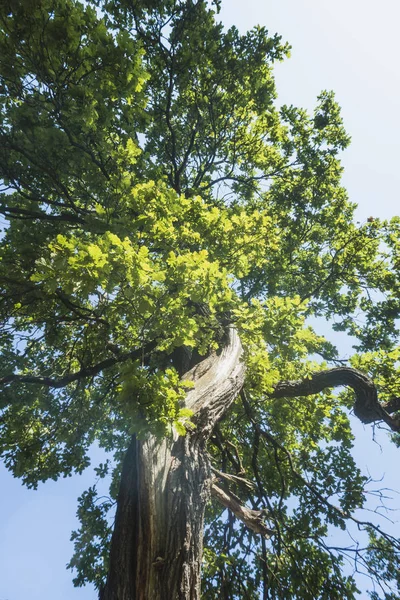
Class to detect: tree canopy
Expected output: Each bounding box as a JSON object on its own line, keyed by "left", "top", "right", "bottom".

{"left": 1, "top": 1, "right": 400, "bottom": 598}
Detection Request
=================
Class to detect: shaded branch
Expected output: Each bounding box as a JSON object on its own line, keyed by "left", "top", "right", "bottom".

{"left": 0, "top": 341, "right": 157, "bottom": 389}
{"left": 0, "top": 203, "right": 86, "bottom": 224}
{"left": 210, "top": 465, "right": 255, "bottom": 491}
{"left": 382, "top": 396, "right": 400, "bottom": 415}
{"left": 271, "top": 367, "right": 400, "bottom": 432}
{"left": 241, "top": 389, "right": 400, "bottom": 550}
{"left": 55, "top": 288, "right": 109, "bottom": 326}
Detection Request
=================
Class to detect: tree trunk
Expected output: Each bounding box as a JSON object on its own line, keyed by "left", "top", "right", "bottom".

{"left": 101, "top": 328, "right": 245, "bottom": 600}
{"left": 101, "top": 433, "right": 211, "bottom": 600}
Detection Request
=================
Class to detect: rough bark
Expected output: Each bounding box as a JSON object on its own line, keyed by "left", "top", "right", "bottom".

{"left": 101, "top": 328, "right": 245, "bottom": 600}
{"left": 101, "top": 348, "right": 400, "bottom": 599}
{"left": 271, "top": 367, "right": 400, "bottom": 431}
{"left": 101, "top": 434, "right": 211, "bottom": 600}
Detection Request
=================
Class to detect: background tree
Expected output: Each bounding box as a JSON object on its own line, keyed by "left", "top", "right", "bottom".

{"left": 1, "top": 0, "right": 400, "bottom": 598}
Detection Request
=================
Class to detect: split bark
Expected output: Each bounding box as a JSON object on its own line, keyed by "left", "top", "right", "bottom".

{"left": 101, "top": 342, "right": 400, "bottom": 599}
{"left": 101, "top": 328, "right": 245, "bottom": 600}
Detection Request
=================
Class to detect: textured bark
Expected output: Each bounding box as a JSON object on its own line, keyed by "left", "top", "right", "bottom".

{"left": 101, "top": 434, "right": 211, "bottom": 600}
{"left": 272, "top": 367, "right": 400, "bottom": 431}
{"left": 100, "top": 349, "right": 400, "bottom": 599}
{"left": 101, "top": 328, "right": 245, "bottom": 600}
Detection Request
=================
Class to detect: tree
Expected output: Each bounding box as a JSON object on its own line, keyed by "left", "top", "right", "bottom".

{"left": 1, "top": 0, "right": 400, "bottom": 598}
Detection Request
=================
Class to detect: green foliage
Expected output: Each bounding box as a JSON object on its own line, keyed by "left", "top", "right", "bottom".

{"left": 367, "top": 529, "right": 400, "bottom": 600}
{"left": 117, "top": 362, "right": 194, "bottom": 437}
{"left": 67, "top": 484, "right": 113, "bottom": 590}
{"left": 1, "top": 0, "right": 400, "bottom": 598}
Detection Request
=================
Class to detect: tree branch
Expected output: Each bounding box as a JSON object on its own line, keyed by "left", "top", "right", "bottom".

{"left": 210, "top": 465, "right": 255, "bottom": 491}
{"left": 211, "top": 481, "right": 274, "bottom": 538}
{"left": 271, "top": 367, "right": 400, "bottom": 431}
{"left": 0, "top": 203, "right": 86, "bottom": 224}
{"left": 241, "top": 389, "right": 400, "bottom": 550}
{"left": 0, "top": 341, "right": 157, "bottom": 389}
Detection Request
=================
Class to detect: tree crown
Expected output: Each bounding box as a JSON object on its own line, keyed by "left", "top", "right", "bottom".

{"left": 1, "top": 1, "right": 400, "bottom": 597}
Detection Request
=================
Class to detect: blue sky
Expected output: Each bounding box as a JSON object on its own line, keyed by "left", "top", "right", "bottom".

{"left": 1, "top": 1, "right": 400, "bottom": 598}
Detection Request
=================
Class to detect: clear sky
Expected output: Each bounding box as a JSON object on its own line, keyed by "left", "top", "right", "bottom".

{"left": 1, "top": 1, "right": 400, "bottom": 599}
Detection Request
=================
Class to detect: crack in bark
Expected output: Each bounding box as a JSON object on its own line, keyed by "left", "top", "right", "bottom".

{"left": 101, "top": 328, "right": 246, "bottom": 600}
{"left": 183, "top": 327, "right": 246, "bottom": 438}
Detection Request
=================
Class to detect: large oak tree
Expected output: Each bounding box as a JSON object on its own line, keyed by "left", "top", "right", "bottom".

{"left": 1, "top": 1, "right": 400, "bottom": 598}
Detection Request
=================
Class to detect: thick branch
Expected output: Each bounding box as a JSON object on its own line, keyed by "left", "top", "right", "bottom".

{"left": 183, "top": 327, "right": 245, "bottom": 437}
{"left": 271, "top": 367, "right": 400, "bottom": 432}
{"left": 382, "top": 396, "right": 400, "bottom": 415}
{"left": 210, "top": 465, "right": 255, "bottom": 491}
{"left": 211, "top": 481, "right": 274, "bottom": 538}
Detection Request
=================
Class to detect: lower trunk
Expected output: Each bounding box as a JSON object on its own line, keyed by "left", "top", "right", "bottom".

{"left": 101, "top": 432, "right": 211, "bottom": 600}
{"left": 101, "top": 328, "right": 245, "bottom": 600}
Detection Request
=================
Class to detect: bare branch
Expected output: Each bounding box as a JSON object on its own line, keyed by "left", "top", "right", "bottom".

{"left": 211, "top": 481, "right": 274, "bottom": 539}
{"left": 242, "top": 389, "right": 400, "bottom": 550}
{"left": 210, "top": 466, "right": 255, "bottom": 491}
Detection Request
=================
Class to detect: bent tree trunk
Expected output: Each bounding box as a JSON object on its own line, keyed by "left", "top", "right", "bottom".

{"left": 101, "top": 328, "right": 245, "bottom": 600}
